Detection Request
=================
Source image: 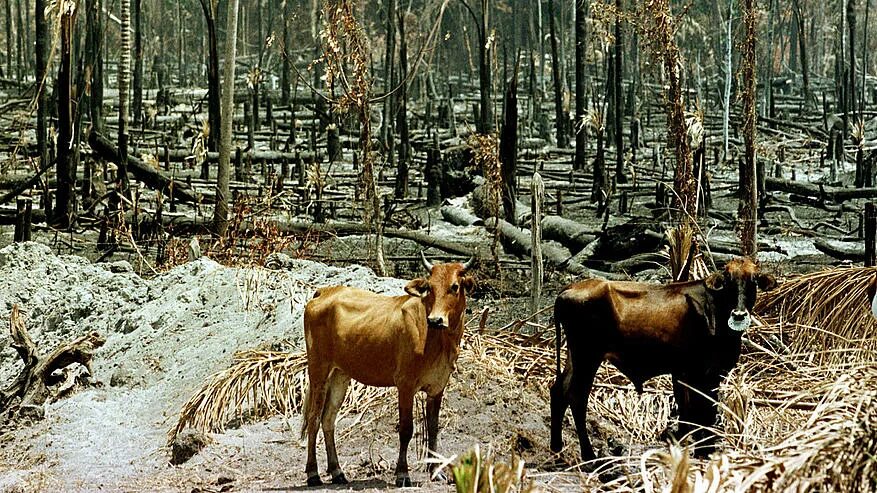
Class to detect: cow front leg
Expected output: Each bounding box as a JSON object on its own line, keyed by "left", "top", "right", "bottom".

{"left": 661, "top": 374, "right": 691, "bottom": 443}
{"left": 690, "top": 380, "right": 720, "bottom": 458}
{"left": 425, "top": 391, "right": 449, "bottom": 482}
{"left": 395, "top": 387, "right": 416, "bottom": 487}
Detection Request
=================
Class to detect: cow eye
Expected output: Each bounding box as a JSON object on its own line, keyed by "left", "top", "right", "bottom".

{"left": 450, "top": 283, "right": 459, "bottom": 293}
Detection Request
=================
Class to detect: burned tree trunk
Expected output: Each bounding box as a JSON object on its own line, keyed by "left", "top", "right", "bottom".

{"left": 199, "top": 0, "right": 221, "bottom": 153}
{"left": 478, "top": 0, "right": 493, "bottom": 133}
{"left": 132, "top": 0, "right": 143, "bottom": 127}
{"left": 574, "top": 0, "right": 587, "bottom": 170}
{"left": 85, "top": 0, "right": 104, "bottom": 133}
{"left": 739, "top": 0, "right": 758, "bottom": 256}
{"left": 613, "top": 0, "right": 625, "bottom": 183}
{"left": 394, "top": 10, "right": 410, "bottom": 199}
{"left": 54, "top": 1, "right": 78, "bottom": 229}
{"left": 499, "top": 66, "right": 518, "bottom": 224}
{"left": 35, "top": 0, "right": 49, "bottom": 216}
{"left": 547, "top": 0, "right": 568, "bottom": 147}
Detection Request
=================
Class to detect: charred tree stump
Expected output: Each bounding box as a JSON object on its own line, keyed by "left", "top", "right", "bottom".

{"left": 426, "top": 147, "right": 442, "bottom": 206}
{"left": 13, "top": 198, "right": 31, "bottom": 242}
{"left": 1, "top": 305, "right": 105, "bottom": 420}
{"left": 500, "top": 67, "right": 519, "bottom": 225}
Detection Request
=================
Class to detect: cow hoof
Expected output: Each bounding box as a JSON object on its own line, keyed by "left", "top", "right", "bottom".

{"left": 331, "top": 472, "right": 349, "bottom": 485}
{"left": 395, "top": 475, "right": 413, "bottom": 487}
{"left": 306, "top": 475, "right": 324, "bottom": 487}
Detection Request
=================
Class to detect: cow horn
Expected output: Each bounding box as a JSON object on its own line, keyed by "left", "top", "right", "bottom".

{"left": 421, "top": 251, "right": 434, "bottom": 272}
{"left": 461, "top": 256, "right": 475, "bottom": 272}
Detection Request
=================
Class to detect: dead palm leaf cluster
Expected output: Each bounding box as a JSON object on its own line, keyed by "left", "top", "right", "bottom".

{"left": 755, "top": 266, "right": 877, "bottom": 365}
{"left": 168, "top": 349, "right": 393, "bottom": 447}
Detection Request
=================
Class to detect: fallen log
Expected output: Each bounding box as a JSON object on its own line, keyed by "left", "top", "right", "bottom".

{"left": 160, "top": 215, "right": 481, "bottom": 258}
{"left": 813, "top": 238, "right": 864, "bottom": 262}
{"left": 88, "top": 131, "right": 199, "bottom": 204}
{"left": 540, "top": 215, "right": 598, "bottom": 252}
{"left": 158, "top": 148, "right": 320, "bottom": 163}
{"left": 484, "top": 217, "right": 622, "bottom": 279}
{"left": 766, "top": 177, "right": 877, "bottom": 203}
{"left": 440, "top": 205, "right": 483, "bottom": 226}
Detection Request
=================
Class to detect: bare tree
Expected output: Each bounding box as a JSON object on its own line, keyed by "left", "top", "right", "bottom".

{"left": 574, "top": 0, "right": 587, "bottom": 170}
{"left": 213, "top": 0, "right": 241, "bottom": 236}
{"left": 739, "top": 0, "right": 758, "bottom": 256}
{"left": 55, "top": 0, "right": 79, "bottom": 228}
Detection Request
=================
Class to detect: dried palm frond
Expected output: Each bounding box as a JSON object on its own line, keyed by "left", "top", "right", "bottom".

{"left": 168, "top": 350, "right": 392, "bottom": 446}
{"left": 665, "top": 224, "right": 708, "bottom": 281}
{"left": 756, "top": 266, "right": 877, "bottom": 365}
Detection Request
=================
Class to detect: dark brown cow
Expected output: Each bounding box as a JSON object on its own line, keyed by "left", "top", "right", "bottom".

{"left": 550, "top": 258, "right": 776, "bottom": 461}
{"left": 301, "top": 253, "right": 474, "bottom": 487}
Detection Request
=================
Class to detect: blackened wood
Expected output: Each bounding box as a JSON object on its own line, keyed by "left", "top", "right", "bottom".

{"left": 866, "top": 202, "right": 876, "bottom": 266}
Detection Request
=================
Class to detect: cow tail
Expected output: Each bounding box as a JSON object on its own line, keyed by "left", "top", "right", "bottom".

{"left": 553, "top": 298, "right": 563, "bottom": 378}
{"left": 299, "top": 385, "right": 311, "bottom": 441}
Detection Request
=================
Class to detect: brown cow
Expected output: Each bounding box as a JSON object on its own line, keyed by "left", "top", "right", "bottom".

{"left": 550, "top": 258, "right": 775, "bottom": 462}
{"left": 300, "top": 253, "right": 474, "bottom": 487}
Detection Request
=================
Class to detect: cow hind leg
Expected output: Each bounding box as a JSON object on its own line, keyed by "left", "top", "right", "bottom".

{"left": 567, "top": 357, "right": 600, "bottom": 464}
{"left": 550, "top": 365, "right": 571, "bottom": 454}
{"left": 321, "top": 369, "right": 351, "bottom": 484}
{"left": 304, "top": 363, "right": 331, "bottom": 487}
{"left": 394, "top": 386, "right": 416, "bottom": 487}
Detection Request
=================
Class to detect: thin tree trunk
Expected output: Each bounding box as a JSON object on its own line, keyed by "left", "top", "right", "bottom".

{"left": 177, "top": 0, "right": 184, "bottom": 85}
{"left": 86, "top": 0, "right": 104, "bottom": 133}
{"left": 35, "top": 0, "right": 49, "bottom": 216}
{"left": 118, "top": 0, "right": 131, "bottom": 192}
{"left": 479, "top": 0, "right": 493, "bottom": 133}
{"left": 213, "top": 0, "right": 240, "bottom": 236}
{"left": 4, "top": 0, "right": 11, "bottom": 77}
{"left": 281, "top": 0, "right": 291, "bottom": 105}
{"left": 394, "top": 9, "right": 410, "bottom": 199}
{"left": 383, "top": 0, "right": 396, "bottom": 152}
{"left": 16, "top": 0, "right": 22, "bottom": 81}
{"left": 739, "top": 0, "right": 758, "bottom": 256}
{"left": 848, "top": 0, "right": 858, "bottom": 118}
{"left": 547, "top": 0, "right": 567, "bottom": 147}
{"left": 199, "top": 0, "right": 221, "bottom": 152}
{"left": 613, "top": 0, "right": 624, "bottom": 183}
{"left": 574, "top": 0, "right": 587, "bottom": 170}
{"left": 133, "top": 0, "right": 143, "bottom": 127}
{"left": 55, "top": 1, "right": 78, "bottom": 229}
{"left": 723, "top": 0, "right": 732, "bottom": 160}
{"left": 500, "top": 65, "right": 518, "bottom": 224}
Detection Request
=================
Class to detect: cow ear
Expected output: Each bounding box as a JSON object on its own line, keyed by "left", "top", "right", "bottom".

{"left": 704, "top": 271, "right": 725, "bottom": 291}
{"left": 460, "top": 275, "right": 475, "bottom": 294}
{"left": 405, "top": 278, "right": 430, "bottom": 298}
{"left": 686, "top": 294, "right": 717, "bottom": 336}
{"left": 757, "top": 273, "right": 777, "bottom": 291}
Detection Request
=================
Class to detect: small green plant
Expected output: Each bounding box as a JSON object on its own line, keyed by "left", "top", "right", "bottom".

{"left": 451, "top": 445, "right": 531, "bottom": 493}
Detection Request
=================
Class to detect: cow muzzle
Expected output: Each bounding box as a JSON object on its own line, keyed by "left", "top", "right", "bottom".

{"left": 427, "top": 316, "right": 448, "bottom": 330}
{"left": 727, "top": 309, "right": 751, "bottom": 332}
